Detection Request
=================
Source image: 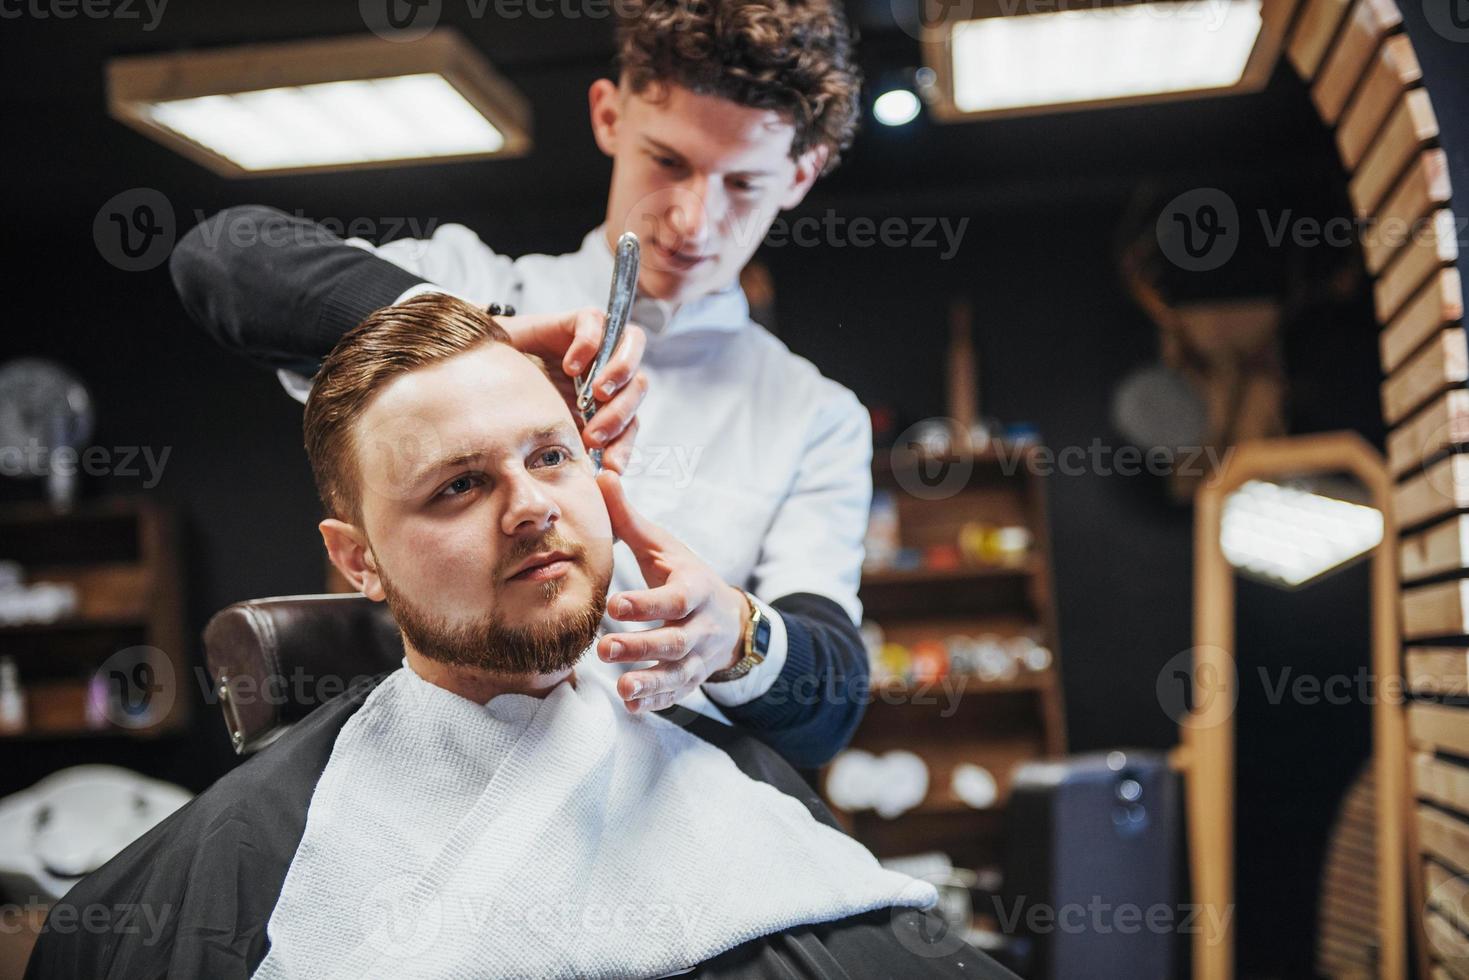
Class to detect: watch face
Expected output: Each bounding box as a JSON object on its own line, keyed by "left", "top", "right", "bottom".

{"left": 753, "top": 614, "right": 773, "bottom": 658}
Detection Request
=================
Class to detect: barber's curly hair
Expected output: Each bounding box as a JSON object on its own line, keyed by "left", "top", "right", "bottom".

{"left": 615, "top": 0, "right": 862, "bottom": 173}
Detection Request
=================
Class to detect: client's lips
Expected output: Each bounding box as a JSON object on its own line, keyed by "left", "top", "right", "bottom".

{"left": 506, "top": 550, "right": 575, "bottom": 582}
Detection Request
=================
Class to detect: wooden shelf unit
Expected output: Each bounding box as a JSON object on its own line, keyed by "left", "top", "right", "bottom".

{"left": 0, "top": 498, "right": 187, "bottom": 739}
{"left": 821, "top": 444, "right": 1066, "bottom": 872}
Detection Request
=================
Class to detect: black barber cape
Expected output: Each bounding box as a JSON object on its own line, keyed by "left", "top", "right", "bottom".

{"left": 25, "top": 674, "right": 1012, "bottom": 980}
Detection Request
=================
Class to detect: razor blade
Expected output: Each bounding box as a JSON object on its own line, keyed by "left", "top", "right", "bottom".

{"left": 576, "top": 231, "right": 640, "bottom": 467}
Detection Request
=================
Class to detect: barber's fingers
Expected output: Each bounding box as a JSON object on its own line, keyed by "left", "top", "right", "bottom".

{"left": 599, "top": 624, "right": 691, "bottom": 663}
{"left": 496, "top": 306, "right": 602, "bottom": 366}
{"left": 598, "top": 416, "right": 639, "bottom": 475}
{"left": 528, "top": 308, "right": 643, "bottom": 388}
{"left": 606, "top": 581, "right": 696, "bottom": 624}
{"left": 586, "top": 324, "right": 646, "bottom": 400}
{"left": 596, "top": 470, "right": 672, "bottom": 560}
{"left": 616, "top": 653, "right": 710, "bottom": 712}
{"left": 561, "top": 307, "right": 612, "bottom": 376}
{"left": 583, "top": 371, "right": 647, "bottom": 450}
{"left": 624, "top": 689, "right": 683, "bottom": 714}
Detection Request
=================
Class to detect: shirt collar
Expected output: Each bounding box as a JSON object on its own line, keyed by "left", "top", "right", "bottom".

{"left": 576, "top": 226, "right": 751, "bottom": 338}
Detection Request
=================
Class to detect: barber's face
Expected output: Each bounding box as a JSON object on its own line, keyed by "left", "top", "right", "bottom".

{"left": 344, "top": 344, "right": 614, "bottom": 669}
{"left": 590, "top": 80, "right": 825, "bottom": 306}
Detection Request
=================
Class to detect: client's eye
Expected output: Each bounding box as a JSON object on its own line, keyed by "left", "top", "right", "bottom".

{"left": 440, "top": 474, "right": 485, "bottom": 498}
{"left": 533, "top": 447, "right": 570, "bottom": 469}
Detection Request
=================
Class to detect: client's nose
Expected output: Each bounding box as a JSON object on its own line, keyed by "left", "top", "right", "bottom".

{"left": 500, "top": 471, "right": 560, "bottom": 537}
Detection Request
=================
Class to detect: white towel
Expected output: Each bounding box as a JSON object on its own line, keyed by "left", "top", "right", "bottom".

{"left": 252, "top": 662, "right": 936, "bottom": 980}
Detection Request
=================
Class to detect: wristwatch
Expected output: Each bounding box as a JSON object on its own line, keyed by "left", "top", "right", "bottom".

{"left": 706, "top": 591, "right": 771, "bottom": 683}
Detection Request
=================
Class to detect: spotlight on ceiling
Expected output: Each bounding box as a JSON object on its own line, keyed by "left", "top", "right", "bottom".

{"left": 921, "top": 0, "right": 1294, "bottom": 122}
{"left": 874, "top": 87, "right": 922, "bottom": 127}
{"left": 106, "top": 31, "right": 531, "bottom": 178}
{"left": 1220, "top": 478, "right": 1384, "bottom": 589}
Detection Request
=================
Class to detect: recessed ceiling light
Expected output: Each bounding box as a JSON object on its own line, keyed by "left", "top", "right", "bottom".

{"left": 874, "top": 88, "right": 922, "bottom": 126}
{"left": 107, "top": 31, "right": 531, "bottom": 177}
{"left": 924, "top": 0, "right": 1286, "bottom": 121}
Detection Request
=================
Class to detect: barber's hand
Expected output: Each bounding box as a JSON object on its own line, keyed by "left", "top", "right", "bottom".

{"left": 493, "top": 307, "right": 648, "bottom": 474}
{"left": 595, "top": 471, "right": 749, "bottom": 713}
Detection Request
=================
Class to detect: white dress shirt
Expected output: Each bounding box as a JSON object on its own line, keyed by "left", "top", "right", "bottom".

{"left": 278, "top": 226, "right": 872, "bottom": 725}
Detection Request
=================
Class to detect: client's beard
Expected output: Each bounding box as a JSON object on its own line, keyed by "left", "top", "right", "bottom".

{"left": 376, "top": 532, "right": 610, "bottom": 675}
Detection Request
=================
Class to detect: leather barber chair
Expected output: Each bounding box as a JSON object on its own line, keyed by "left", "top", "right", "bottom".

{"left": 203, "top": 594, "right": 401, "bottom": 755}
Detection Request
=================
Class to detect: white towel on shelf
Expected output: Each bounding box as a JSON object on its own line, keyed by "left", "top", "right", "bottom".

{"left": 252, "top": 661, "right": 936, "bottom": 980}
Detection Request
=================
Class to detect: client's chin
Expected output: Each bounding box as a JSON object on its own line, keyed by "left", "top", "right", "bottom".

{"left": 380, "top": 566, "right": 609, "bottom": 675}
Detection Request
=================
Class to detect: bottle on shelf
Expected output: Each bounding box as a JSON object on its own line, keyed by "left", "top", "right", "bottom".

{"left": 0, "top": 655, "right": 28, "bottom": 734}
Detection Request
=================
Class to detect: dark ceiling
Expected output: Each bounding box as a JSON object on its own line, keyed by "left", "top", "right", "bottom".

{"left": 1, "top": 0, "right": 1343, "bottom": 238}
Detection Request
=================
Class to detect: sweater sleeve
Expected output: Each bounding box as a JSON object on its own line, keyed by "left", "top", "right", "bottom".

{"left": 170, "top": 206, "right": 429, "bottom": 373}
{"left": 170, "top": 207, "right": 520, "bottom": 376}
{"left": 717, "top": 592, "right": 870, "bottom": 770}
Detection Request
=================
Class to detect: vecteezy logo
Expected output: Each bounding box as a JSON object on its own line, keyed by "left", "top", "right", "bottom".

{"left": 890, "top": 883, "right": 971, "bottom": 958}
{"left": 1424, "top": 0, "right": 1469, "bottom": 41}
{"left": 1156, "top": 646, "right": 1238, "bottom": 729}
{"left": 1417, "top": 420, "right": 1469, "bottom": 507}
{"left": 96, "top": 646, "right": 175, "bottom": 729}
{"left": 1155, "top": 188, "right": 1240, "bottom": 272}
{"left": 93, "top": 188, "right": 175, "bottom": 272}
{"left": 359, "top": 873, "right": 445, "bottom": 957}
{"left": 358, "top": 411, "right": 446, "bottom": 503}
{"left": 890, "top": 420, "right": 973, "bottom": 500}
{"left": 891, "top": 0, "right": 966, "bottom": 41}
{"left": 1425, "top": 866, "right": 1469, "bottom": 961}
{"left": 360, "top": 0, "right": 442, "bottom": 41}
{"left": 1175, "top": 208, "right": 1222, "bottom": 258}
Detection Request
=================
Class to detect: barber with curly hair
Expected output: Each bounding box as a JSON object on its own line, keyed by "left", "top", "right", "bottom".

{"left": 172, "top": 0, "right": 874, "bottom": 771}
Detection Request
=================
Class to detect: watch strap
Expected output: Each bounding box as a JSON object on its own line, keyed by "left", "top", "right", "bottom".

{"left": 706, "top": 591, "right": 767, "bottom": 683}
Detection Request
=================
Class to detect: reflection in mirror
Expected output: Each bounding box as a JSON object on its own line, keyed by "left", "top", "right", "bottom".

{"left": 1221, "top": 477, "right": 1384, "bottom": 589}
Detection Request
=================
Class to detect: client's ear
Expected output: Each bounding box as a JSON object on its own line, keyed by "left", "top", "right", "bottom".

{"left": 318, "top": 519, "right": 386, "bottom": 601}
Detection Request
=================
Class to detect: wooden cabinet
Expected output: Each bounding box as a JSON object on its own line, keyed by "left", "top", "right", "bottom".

{"left": 0, "top": 498, "right": 187, "bottom": 738}
{"left": 821, "top": 444, "right": 1065, "bottom": 873}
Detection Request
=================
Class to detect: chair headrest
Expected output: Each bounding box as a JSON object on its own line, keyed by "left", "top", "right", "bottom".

{"left": 203, "top": 594, "right": 402, "bottom": 754}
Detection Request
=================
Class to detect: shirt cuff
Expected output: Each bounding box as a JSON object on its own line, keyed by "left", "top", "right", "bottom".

{"left": 702, "top": 595, "right": 787, "bottom": 707}
{"left": 392, "top": 282, "right": 453, "bottom": 305}
{"left": 277, "top": 368, "right": 313, "bottom": 405}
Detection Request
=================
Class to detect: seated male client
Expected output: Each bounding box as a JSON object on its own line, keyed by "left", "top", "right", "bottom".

{"left": 26, "top": 294, "right": 1013, "bottom": 979}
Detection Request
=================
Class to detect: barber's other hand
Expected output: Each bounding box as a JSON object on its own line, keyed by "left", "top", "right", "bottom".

{"left": 493, "top": 306, "right": 648, "bottom": 474}
{"left": 595, "top": 471, "right": 748, "bottom": 713}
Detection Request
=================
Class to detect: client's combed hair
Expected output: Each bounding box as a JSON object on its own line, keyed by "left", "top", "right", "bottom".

{"left": 303, "top": 293, "right": 519, "bottom": 522}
